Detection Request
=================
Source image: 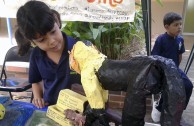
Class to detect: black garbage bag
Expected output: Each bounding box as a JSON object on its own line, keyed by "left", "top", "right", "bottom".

{"left": 83, "top": 105, "right": 109, "bottom": 126}
{"left": 97, "top": 55, "right": 186, "bottom": 126}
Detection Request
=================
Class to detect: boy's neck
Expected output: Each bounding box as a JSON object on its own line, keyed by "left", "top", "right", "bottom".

{"left": 166, "top": 32, "right": 177, "bottom": 39}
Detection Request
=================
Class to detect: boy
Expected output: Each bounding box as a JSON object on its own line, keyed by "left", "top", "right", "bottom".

{"left": 151, "top": 12, "right": 193, "bottom": 122}
{"left": 15, "top": 1, "right": 81, "bottom": 108}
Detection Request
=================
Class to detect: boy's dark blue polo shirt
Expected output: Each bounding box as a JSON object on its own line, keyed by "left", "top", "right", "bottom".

{"left": 151, "top": 32, "right": 185, "bottom": 67}
{"left": 152, "top": 33, "right": 193, "bottom": 111}
{"left": 29, "top": 32, "right": 81, "bottom": 105}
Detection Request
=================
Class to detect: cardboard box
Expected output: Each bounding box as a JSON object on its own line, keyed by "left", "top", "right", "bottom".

{"left": 0, "top": 104, "right": 5, "bottom": 120}
{"left": 47, "top": 105, "right": 72, "bottom": 126}
{"left": 46, "top": 89, "right": 87, "bottom": 126}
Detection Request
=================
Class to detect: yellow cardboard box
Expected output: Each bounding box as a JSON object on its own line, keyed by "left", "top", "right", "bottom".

{"left": 46, "top": 89, "right": 87, "bottom": 126}
{"left": 47, "top": 105, "right": 72, "bottom": 126}
{"left": 0, "top": 104, "right": 5, "bottom": 120}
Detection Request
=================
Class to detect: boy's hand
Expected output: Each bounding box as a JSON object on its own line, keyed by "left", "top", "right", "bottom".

{"left": 32, "top": 97, "right": 48, "bottom": 108}
{"left": 64, "top": 109, "right": 86, "bottom": 126}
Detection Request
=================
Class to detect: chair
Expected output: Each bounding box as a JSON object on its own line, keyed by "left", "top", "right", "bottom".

{"left": 0, "top": 46, "right": 33, "bottom": 102}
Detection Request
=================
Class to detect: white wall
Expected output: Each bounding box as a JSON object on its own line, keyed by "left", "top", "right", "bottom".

{"left": 151, "top": 1, "right": 184, "bottom": 35}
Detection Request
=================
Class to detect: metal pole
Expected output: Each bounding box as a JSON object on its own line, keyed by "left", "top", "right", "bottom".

{"left": 141, "top": 0, "right": 151, "bottom": 56}
{"left": 184, "top": 44, "right": 194, "bottom": 74}
{"left": 6, "top": 18, "right": 12, "bottom": 45}
{"left": 147, "top": 0, "right": 151, "bottom": 56}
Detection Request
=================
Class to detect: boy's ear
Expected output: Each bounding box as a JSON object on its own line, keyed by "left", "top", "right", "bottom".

{"left": 164, "top": 24, "right": 169, "bottom": 29}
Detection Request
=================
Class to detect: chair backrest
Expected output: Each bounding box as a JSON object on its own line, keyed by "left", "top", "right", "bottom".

{"left": 0, "top": 46, "right": 33, "bottom": 81}
{"left": 5, "top": 46, "right": 32, "bottom": 62}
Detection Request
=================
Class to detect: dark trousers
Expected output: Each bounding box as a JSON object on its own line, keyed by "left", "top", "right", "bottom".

{"left": 156, "top": 69, "right": 193, "bottom": 111}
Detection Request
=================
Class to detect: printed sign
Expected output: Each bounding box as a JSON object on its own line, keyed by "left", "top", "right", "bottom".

{"left": 46, "top": 89, "right": 87, "bottom": 126}
{"left": 0, "top": 0, "right": 135, "bottom": 23}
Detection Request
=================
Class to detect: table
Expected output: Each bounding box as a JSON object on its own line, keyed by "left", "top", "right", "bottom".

{"left": 0, "top": 96, "right": 58, "bottom": 126}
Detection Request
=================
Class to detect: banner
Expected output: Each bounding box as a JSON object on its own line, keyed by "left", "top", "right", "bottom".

{"left": 0, "top": 0, "right": 135, "bottom": 23}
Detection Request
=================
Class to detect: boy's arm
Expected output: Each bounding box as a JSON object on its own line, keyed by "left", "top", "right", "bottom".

{"left": 32, "top": 82, "right": 43, "bottom": 98}
{"left": 178, "top": 45, "right": 184, "bottom": 65}
{"left": 179, "top": 54, "right": 182, "bottom": 65}
{"left": 151, "top": 38, "right": 162, "bottom": 55}
{"left": 178, "top": 37, "right": 185, "bottom": 65}
{"left": 32, "top": 82, "right": 46, "bottom": 108}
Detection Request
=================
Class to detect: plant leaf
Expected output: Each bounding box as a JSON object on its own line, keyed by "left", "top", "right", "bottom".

{"left": 155, "top": 0, "right": 163, "bottom": 7}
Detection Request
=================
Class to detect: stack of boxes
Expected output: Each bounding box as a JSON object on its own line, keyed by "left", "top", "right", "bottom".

{"left": 46, "top": 89, "right": 87, "bottom": 126}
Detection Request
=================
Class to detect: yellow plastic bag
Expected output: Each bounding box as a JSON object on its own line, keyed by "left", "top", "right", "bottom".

{"left": 70, "top": 41, "right": 108, "bottom": 109}
{"left": 0, "top": 104, "right": 5, "bottom": 120}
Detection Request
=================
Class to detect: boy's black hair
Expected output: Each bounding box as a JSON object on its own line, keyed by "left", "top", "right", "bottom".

{"left": 163, "top": 12, "right": 182, "bottom": 26}
{"left": 15, "top": 29, "right": 31, "bottom": 56}
{"left": 16, "top": 1, "right": 55, "bottom": 40}
{"left": 51, "top": 9, "right": 62, "bottom": 29}
{"left": 15, "top": 1, "right": 57, "bottom": 55}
